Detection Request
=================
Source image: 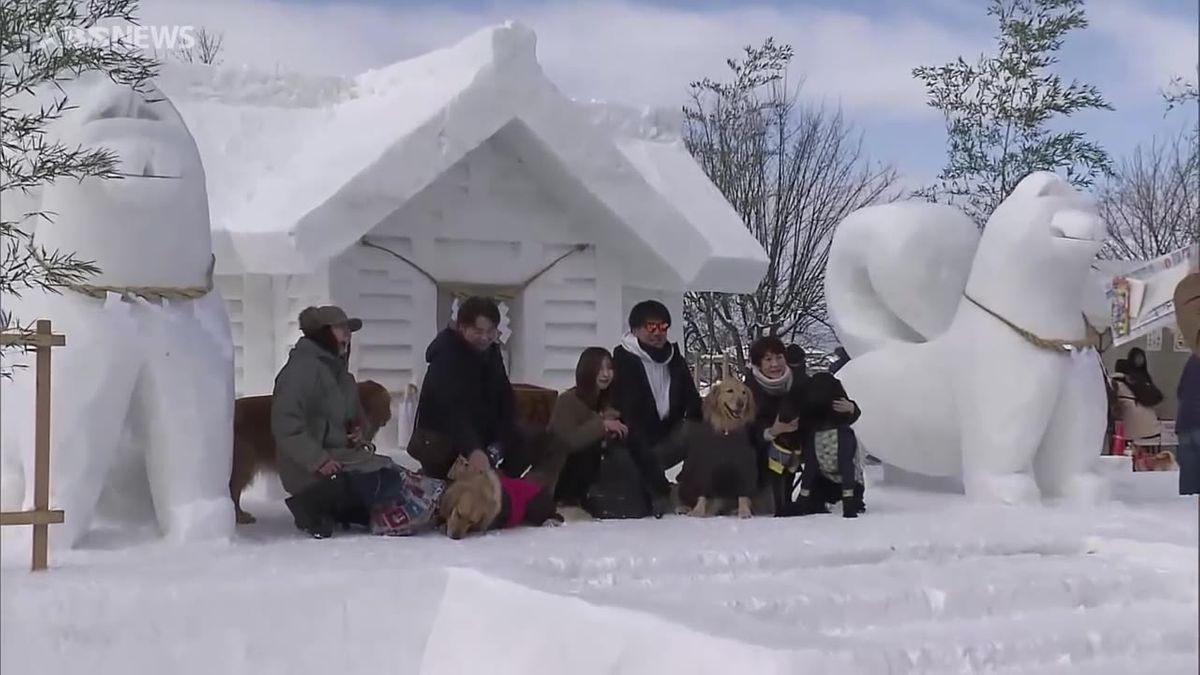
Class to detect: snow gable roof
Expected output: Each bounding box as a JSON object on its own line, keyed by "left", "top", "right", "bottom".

{"left": 159, "top": 22, "right": 767, "bottom": 294}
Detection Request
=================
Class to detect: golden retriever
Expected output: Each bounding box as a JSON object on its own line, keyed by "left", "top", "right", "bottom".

{"left": 230, "top": 380, "right": 393, "bottom": 524}
{"left": 439, "top": 458, "right": 504, "bottom": 539}
{"left": 677, "top": 364, "right": 758, "bottom": 519}
{"left": 438, "top": 456, "right": 563, "bottom": 539}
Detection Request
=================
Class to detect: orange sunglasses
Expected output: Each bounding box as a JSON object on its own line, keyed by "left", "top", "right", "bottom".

{"left": 642, "top": 320, "right": 670, "bottom": 335}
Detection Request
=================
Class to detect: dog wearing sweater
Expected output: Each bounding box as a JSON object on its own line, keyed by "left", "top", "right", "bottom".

{"left": 439, "top": 457, "right": 562, "bottom": 539}
{"left": 677, "top": 363, "right": 759, "bottom": 518}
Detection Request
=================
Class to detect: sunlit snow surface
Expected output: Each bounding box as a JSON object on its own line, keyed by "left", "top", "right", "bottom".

{"left": 2, "top": 463, "right": 1195, "bottom": 675}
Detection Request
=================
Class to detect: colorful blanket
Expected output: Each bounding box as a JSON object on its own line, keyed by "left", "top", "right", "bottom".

{"left": 370, "top": 468, "right": 446, "bottom": 537}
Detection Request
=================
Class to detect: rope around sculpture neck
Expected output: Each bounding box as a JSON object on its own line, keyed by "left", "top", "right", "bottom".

{"left": 963, "top": 293, "right": 1098, "bottom": 353}
{"left": 30, "top": 248, "right": 216, "bottom": 301}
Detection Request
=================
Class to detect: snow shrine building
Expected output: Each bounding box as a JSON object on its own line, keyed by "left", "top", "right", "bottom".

{"left": 159, "top": 22, "right": 767, "bottom": 443}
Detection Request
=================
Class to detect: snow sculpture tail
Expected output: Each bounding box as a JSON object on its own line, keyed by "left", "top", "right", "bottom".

{"left": 825, "top": 201, "right": 981, "bottom": 357}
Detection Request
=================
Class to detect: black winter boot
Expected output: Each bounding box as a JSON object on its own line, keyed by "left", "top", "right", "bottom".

{"left": 854, "top": 483, "right": 867, "bottom": 514}
{"left": 841, "top": 490, "right": 863, "bottom": 519}
{"left": 285, "top": 475, "right": 348, "bottom": 539}
{"left": 796, "top": 492, "right": 829, "bottom": 516}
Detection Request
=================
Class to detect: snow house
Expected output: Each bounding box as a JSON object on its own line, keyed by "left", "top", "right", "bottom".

{"left": 160, "top": 22, "right": 768, "bottom": 447}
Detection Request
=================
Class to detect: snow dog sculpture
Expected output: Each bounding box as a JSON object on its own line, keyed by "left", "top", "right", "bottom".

{"left": 825, "top": 172, "right": 1108, "bottom": 504}
{"left": 1, "top": 73, "right": 235, "bottom": 549}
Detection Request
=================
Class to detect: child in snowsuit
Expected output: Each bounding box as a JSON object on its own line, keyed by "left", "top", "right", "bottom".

{"left": 795, "top": 371, "right": 864, "bottom": 518}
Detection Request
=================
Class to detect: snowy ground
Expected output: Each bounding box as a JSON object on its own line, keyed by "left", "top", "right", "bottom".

{"left": 2, "top": 462, "right": 1196, "bottom": 675}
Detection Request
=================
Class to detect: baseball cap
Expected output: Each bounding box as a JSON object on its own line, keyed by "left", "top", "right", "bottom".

{"left": 298, "top": 305, "right": 363, "bottom": 334}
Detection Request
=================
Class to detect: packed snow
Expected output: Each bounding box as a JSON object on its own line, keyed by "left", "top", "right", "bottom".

{"left": 0, "top": 73, "right": 236, "bottom": 551}
{"left": 157, "top": 22, "right": 767, "bottom": 292}
{"left": 3, "top": 461, "right": 1195, "bottom": 675}
{"left": 829, "top": 173, "right": 1110, "bottom": 505}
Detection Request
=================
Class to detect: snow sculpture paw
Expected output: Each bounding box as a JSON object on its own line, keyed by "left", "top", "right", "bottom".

{"left": 964, "top": 473, "right": 1041, "bottom": 506}
{"left": 1058, "top": 472, "right": 1109, "bottom": 506}
{"left": 159, "top": 498, "right": 235, "bottom": 544}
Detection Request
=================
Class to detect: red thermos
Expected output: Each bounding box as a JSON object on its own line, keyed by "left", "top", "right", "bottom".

{"left": 1110, "top": 420, "right": 1126, "bottom": 456}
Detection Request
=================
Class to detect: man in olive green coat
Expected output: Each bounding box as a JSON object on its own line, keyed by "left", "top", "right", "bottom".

{"left": 271, "top": 305, "right": 398, "bottom": 537}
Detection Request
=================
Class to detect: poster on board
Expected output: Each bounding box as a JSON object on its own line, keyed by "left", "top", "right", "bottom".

{"left": 1108, "top": 243, "right": 1199, "bottom": 348}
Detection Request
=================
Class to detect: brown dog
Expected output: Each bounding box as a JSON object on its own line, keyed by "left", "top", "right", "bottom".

{"left": 677, "top": 364, "right": 758, "bottom": 519}
{"left": 437, "top": 456, "right": 563, "bottom": 539}
{"left": 439, "top": 458, "right": 504, "bottom": 539}
{"left": 230, "top": 380, "right": 392, "bottom": 524}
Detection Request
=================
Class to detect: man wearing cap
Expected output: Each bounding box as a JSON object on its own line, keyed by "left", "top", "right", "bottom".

{"left": 610, "top": 300, "right": 703, "bottom": 516}
{"left": 271, "top": 305, "right": 400, "bottom": 537}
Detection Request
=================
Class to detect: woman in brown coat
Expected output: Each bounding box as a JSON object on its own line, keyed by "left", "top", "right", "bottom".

{"left": 544, "top": 348, "right": 671, "bottom": 518}
{"left": 543, "top": 348, "right": 627, "bottom": 507}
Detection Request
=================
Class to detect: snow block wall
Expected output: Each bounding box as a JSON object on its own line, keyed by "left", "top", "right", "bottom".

{"left": 0, "top": 563, "right": 803, "bottom": 675}
{"left": 419, "top": 568, "right": 805, "bottom": 675}
{"left": 334, "top": 235, "right": 434, "bottom": 397}
{"left": 327, "top": 128, "right": 630, "bottom": 392}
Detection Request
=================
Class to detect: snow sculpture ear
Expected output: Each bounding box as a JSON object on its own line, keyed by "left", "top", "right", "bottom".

{"left": 1015, "top": 171, "right": 1072, "bottom": 199}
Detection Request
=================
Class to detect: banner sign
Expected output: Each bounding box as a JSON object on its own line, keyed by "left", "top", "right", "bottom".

{"left": 1107, "top": 243, "right": 1198, "bottom": 348}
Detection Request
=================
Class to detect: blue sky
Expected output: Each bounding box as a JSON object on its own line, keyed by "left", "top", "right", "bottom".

{"left": 146, "top": 0, "right": 1198, "bottom": 188}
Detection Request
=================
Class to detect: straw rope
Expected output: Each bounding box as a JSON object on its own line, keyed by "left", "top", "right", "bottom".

{"left": 963, "top": 293, "right": 1097, "bottom": 353}
{"left": 32, "top": 249, "right": 216, "bottom": 301}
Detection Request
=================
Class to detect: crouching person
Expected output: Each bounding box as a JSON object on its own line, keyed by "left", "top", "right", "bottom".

{"left": 796, "top": 371, "right": 865, "bottom": 518}
{"left": 408, "top": 296, "right": 546, "bottom": 480}
{"left": 611, "top": 301, "right": 703, "bottom": 517}
{"left": 272, "top": 306, "right": 443, "bottom": 538}
{"left": 543, "top": 347, "right": 660, "bottom": 520}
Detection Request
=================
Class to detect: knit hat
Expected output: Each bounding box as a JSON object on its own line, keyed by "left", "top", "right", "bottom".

{"left": 298, "top": 305, "right": 362, "bottom": 334}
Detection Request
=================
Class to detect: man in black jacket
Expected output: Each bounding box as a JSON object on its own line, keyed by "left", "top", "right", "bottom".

{"left": 408, "top": 296, "right": 525, "bottom": 479}
{"left": 611, "top": 300, "right": 702, "bottom": 514}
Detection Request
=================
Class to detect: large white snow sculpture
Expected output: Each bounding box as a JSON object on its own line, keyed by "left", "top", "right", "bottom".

{"left": 825, "top": 172, "right": 1108, "bottom": 504}
{"left": 0, "top": 73, "right": 235, "bottom": 549}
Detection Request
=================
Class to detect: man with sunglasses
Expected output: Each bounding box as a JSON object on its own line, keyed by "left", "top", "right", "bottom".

{"left": 409, "top": 296, "right": 523, "bottom": 479}
{"left": 611, "top": 300, "right": 703, "bottom": 516}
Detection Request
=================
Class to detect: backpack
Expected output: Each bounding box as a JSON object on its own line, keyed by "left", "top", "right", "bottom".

{"left": 585, "top": 445, "right": 651, "bottom": 519}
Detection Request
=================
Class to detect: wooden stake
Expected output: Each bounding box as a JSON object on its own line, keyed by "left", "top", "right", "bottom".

{"left": 32, "top": 320, "right": 53, "bottom": 571}
{"left": 0, "top": 320, "right": 65, "bottom": 571}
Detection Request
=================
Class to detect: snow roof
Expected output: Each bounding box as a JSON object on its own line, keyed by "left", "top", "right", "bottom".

{"left": 158, "top": 22, "right": 767, "bottom": 293}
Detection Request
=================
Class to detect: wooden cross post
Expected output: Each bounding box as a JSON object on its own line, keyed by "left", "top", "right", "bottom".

{"left": 0, "top": 320, "right": 67, "bottom": 571}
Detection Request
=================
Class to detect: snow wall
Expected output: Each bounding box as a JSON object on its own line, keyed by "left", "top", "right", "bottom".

{"left": 1, "top": 565, "right": 809, "bottom": 674}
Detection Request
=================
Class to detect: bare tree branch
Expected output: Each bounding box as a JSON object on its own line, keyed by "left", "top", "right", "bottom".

{"left": 172, "top": 26, "right": 223, "bottom": 65}
{"left": 1098, "top": 128, "right": 1199, "bottom": 261}
{"left": 1163, "top": 66, "right": 1199, "bottom": 112}
{"left": 682, "top": 39, "right": 899, "bottom": 361}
